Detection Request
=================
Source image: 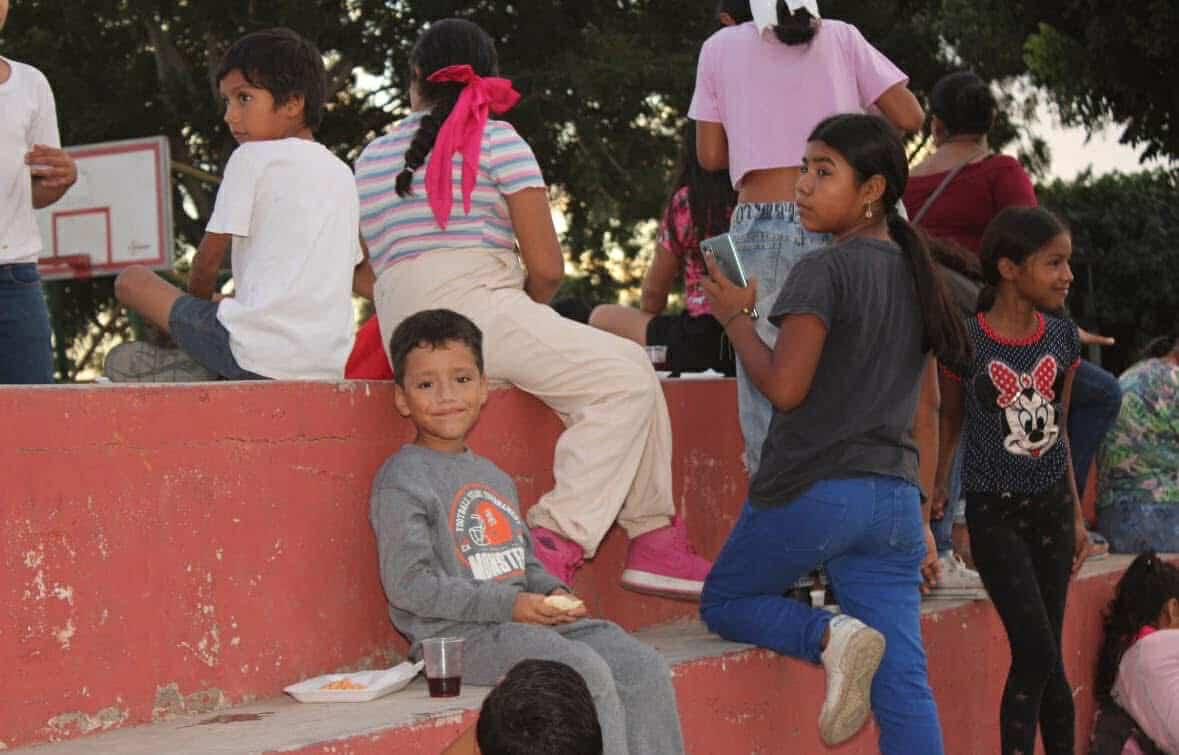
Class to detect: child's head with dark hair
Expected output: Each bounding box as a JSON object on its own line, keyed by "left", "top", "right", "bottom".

{"left": 216, "top": 27, "right": 326, "bottom": 134}
{"left": 476, "top": 659, "right": 603, "bottom": 755}
{"left": 801, "top": 113, "right": 971, "bottom": 365}
{"left": 396, "top": 19, "right": 499, "bottom": 198}
{"left": 1095, "top": 551, "right": 1179, "bottom": 701}
{"left": 716, "top": 0, "right": 752, "bottom": 25}
{"left": 976, "top": 206, "right": 1071, "bottom": 312}
{"left": 930, "top": 70, "right": 996, "bottom": 139}
{"left": 388, "top": 310, "right": 487, "bottom": 453}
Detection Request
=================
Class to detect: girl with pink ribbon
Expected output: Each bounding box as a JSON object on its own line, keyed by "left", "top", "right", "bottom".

{"left": 353, "top": 14, "right": 710, "bottom": 680}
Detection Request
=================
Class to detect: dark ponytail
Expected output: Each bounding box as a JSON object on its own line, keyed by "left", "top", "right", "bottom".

{"left": 1095, "top": 551, "right": 1179, "bottom": 702}
{"left": 807, "top": 114, "right": 971, "bottom": 366}
{"left": 395, "top": 19, "right": 499, "bottom": 198}
{"left": 772, "top": 2, "right": 817, "bottom": 45}
{"left": 976, "top": 206, "right": 1070, "bottom": 313}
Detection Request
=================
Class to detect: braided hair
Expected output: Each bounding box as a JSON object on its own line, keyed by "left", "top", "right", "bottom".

{"left": 1095, "top": 551, "right": 1179, "bottom": 702}
{"left": 395, "top": 19, "right": 499, "bottom": 198}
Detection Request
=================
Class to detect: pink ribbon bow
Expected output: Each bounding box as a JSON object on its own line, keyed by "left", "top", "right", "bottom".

{"left": 988, "top": 355, "right": 1058, "bottom": 408}
{"left": 424, "top": 64, "right": 521, "bottom": 229}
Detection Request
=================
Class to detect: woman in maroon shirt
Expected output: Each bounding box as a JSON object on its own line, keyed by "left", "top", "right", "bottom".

{"left": 903, "top": 71, "right": 1037, "bottom": 256}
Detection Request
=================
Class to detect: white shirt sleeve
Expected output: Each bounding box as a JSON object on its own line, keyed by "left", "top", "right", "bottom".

{"left": 206, "top": 147, "right": 261, "bottom": 237}
{"left": 29, "top": 69, "right": 62, "bottom": 148}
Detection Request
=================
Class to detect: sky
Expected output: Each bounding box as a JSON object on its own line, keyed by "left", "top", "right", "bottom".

{"left": 1036, "top": 117, "right": 1165, "bottom": 181}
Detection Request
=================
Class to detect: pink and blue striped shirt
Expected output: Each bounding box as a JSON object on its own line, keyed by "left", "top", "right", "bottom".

{"left": 355, "top": 112, "right": 546, "bottom": 277}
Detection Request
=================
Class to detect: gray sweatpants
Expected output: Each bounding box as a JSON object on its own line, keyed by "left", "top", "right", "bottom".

{"left": 463, "top": 619, "right": 685, "bottom": 755}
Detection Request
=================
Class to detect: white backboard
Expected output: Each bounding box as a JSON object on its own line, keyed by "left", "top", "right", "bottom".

{"left": 35, "top": 136, "right": 174, "bottom": 281}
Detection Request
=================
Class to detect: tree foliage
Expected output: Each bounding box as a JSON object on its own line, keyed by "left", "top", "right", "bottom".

{"left": 2, "top": 1, "right": 1173, "bottom": 380}
{"left": 1039, "top": 170, "right": 1179, "bottom": 373}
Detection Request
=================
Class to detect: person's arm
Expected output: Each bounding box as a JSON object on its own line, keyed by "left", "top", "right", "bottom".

{"left": 915, "top": 356, "right": 942, "bottom": 591}
{"left": 701, "top": 254, "right": 826, "bottom": 412}
{"left": 372, "top": 480, "right": 522, "bottom": 624}
{"left": 639, "top": 237, "right": 683, "bottom": 316}
{"left": 874, "top": 83, "right": 925, "bottom": 134}
{"left": 696, "top": 121, "right": 729, "bottom": 172}
{"left": 933, "top": 366, "right": 965, "bottom": 512}
{"left": 28, "top": 145, "right": 76, "bottom": 208}
{"left": 353, "top": 236, "right": 375, "bottom": 300}
{"left": 506, "top": 187, "right": 563, "bottom": 304}
{"left": 1060, "top": 364, "right": 1091, "bottom": 575}
{"left": 188, "top": 232, "right": 231, "bottom": 300}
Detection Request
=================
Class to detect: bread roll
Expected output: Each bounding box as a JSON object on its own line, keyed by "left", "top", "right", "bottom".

{"left": 544, "top": 594, "right": 585, "bottom": 612}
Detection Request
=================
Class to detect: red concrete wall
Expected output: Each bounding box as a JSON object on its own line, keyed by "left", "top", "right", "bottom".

{"left": 0, "top": 379, "right": 745, "bottom": 749}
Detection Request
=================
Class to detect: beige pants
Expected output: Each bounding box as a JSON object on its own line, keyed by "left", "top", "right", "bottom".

{"left": 374, "top": 249, "right": 674, "bottom": 556}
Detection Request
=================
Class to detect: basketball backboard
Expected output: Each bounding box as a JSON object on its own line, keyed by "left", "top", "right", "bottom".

{"left": 35, "top": 136, "right": 175, "bottom": 281}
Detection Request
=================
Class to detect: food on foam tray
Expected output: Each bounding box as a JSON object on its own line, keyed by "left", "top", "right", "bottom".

{"left": 320, "top": 678, "right": 368, "bottom": 691}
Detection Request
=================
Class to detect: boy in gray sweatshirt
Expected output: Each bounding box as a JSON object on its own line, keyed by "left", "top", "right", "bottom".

{"left": 370, "top": 309, "right": 685, "bottom": 755}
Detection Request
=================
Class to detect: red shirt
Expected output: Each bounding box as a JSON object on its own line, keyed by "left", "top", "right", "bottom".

{"left": 902, "top": 154, "right": 1037, "bottom": 255}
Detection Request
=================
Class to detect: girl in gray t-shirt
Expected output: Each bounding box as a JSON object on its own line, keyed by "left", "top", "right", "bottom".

{"left": 699, "top": 114, "right": 970, "bottom": 754}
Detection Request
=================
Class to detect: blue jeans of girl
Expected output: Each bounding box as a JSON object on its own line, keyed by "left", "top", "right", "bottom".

{"left": 701, "top": 475, "right": 944, "bottom": 755}
{"left": 0, "top": 264, "right": 54, "bottom": 384}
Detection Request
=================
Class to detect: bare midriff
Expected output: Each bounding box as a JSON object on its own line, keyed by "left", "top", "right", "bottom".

{"left": 737, "top": 166, "right": 802, "bottom": 204}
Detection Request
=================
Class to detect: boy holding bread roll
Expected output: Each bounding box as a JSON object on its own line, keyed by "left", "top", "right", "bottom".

{"left": 370, "top": 310, "right": 685, "bottom": 755}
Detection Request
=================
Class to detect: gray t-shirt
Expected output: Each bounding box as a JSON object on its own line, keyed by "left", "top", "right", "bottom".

{"left": 749, "top": 237, "right": 927, "bottom": 507}
{"left": 369, "top": 444, "right": 566, "bottom": 651}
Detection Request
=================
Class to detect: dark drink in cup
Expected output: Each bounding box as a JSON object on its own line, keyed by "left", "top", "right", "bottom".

{"left": 422, "top": 637, "right": 464, "bottom": 699}
{"left": 427, "top": 676, "right": 461, "bottom": 697}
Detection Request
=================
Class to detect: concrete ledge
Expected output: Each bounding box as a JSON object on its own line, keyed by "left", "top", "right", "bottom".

{"left": 0, "top": 379, "right": 744, "bottom": 749}
{"left": 17, "top": 556, "right": 1168, "bottom": 755}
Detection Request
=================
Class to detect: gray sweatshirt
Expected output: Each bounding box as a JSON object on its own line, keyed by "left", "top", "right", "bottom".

{"left": 369, "top": 444, "right": 566, "bottom": 651}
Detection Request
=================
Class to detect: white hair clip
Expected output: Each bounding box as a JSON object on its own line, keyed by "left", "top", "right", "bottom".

{"left": 750, "top": 0, "right": 821, "bottom": 32}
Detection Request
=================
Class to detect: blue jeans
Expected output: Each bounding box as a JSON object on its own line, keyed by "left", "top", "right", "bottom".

{"left": 169, "top": 295, "right": 265, "bottom": 380}
{"left": 1068, "top": 360, "right": 1122, "bottom": 494}
{"left": 729, "top": 203, "right": 830, "bottom": 473}
{"left": 0, "top": 264, "right": 54, "bottom": 384}
{"left": 701, "top": 476, "right": 944, "bottom": 755}
{"left": 1097, "top": 497, "right": 1179, "bottom": 553}
{"left": 932, "top": 445, "right": 964, "bottom": 554}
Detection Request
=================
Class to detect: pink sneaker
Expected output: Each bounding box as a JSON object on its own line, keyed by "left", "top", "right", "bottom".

{"left": 530, "top": 527, "right": 584, "bottom": 585}
{"left": 620, "top": 519, "right": 712, "bottom": 600}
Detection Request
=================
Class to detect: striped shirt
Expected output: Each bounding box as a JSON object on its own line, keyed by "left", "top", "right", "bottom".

{"left": 355, "top": 112, "right": 546, "bottom": 277}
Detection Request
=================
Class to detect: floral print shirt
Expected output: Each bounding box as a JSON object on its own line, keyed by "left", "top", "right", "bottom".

{"left": 1098, "top": 358, "right": 1179, "bottom": 507}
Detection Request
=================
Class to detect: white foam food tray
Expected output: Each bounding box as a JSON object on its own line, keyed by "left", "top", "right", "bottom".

{"left": 284, "top": 661, "right": 424, "bottom": 703}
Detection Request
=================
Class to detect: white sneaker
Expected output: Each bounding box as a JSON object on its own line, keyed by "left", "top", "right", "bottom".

{"left": 818, "top": 615, "right": 885, "bottom": 745}
{"left": 927, "top": 553, "right": 987, "bottom": 600}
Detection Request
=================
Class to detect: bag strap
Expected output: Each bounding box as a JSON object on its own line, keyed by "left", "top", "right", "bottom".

{"left": 912, "top": 149, "right": 988, "bottom": 225}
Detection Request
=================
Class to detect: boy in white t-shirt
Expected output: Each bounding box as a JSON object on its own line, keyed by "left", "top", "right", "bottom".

{"left": 0, "top": 0, "right": 78, "bottom": 384}
{"left": 109, "top": 27, "right": 371, "bottom": 382}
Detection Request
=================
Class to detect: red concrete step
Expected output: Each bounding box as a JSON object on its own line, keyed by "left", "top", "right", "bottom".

{"left": 1, "top": 380, "right": 745, "bottom": 750}
{"left": 14, "top": 557, "right": 1158, "bottom": 755}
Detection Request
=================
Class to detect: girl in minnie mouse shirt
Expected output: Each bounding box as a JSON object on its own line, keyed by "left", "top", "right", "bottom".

{"left": 935, "top": 206, "right": 1091, "bottom": 755}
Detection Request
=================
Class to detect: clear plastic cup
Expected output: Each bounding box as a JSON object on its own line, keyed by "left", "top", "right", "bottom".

{"left": 421, "top": 637, "right": 464, "bottom": 698}
{"left": 645, "top": 345, "right": 668, "bottom": 370}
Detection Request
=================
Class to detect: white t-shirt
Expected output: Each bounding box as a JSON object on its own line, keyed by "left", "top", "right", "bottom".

{"left": 0, "top": 57, "right": 61, "bottom": 265}
{"left": 207, "top": 139, "right": 362, "bottom": 380}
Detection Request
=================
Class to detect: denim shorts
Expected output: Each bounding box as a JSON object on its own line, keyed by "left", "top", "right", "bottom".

{"left": 169, "top": 295, "right": 265, "bottom": 380}
{"left": 729, "top": 203, "right": 831, "bottom": 473}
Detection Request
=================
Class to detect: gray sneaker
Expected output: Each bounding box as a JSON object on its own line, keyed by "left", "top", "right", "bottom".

{"left": 926, "top": 552, "right": 988, "bottom": 600}
{"left": 104, "top": 342, "right": 219, "bottom": 383}
{"left": 818, "top": 615, "right": 885, "bottom": 745}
